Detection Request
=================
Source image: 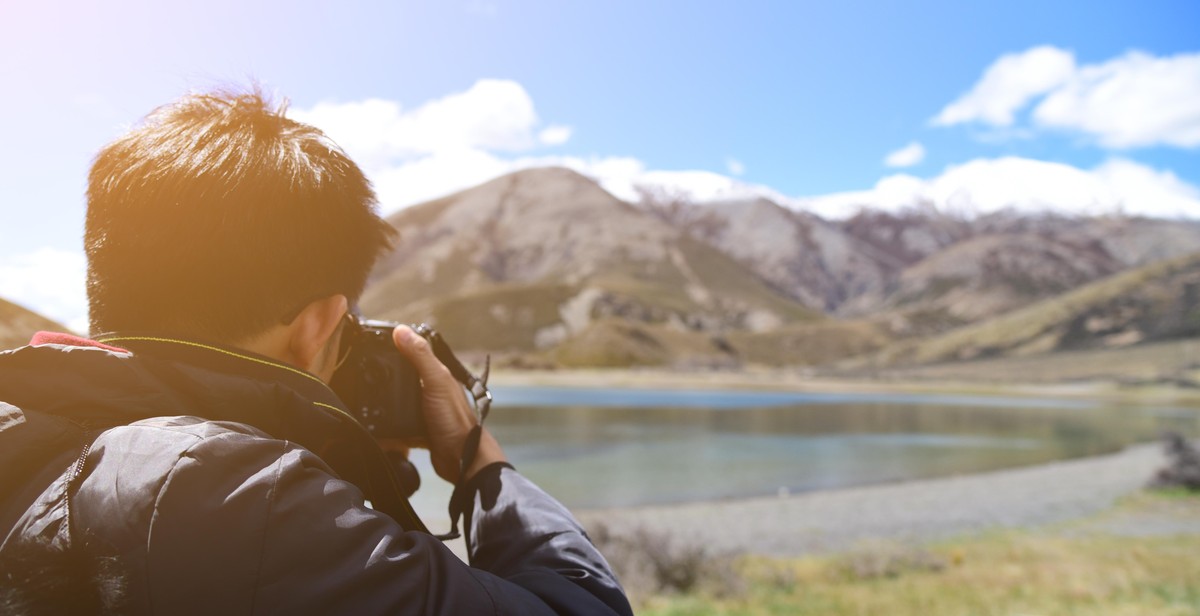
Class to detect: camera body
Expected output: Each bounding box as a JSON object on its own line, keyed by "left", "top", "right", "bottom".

{"left": 329, "top": 318, "right": 427, "bottom": 440}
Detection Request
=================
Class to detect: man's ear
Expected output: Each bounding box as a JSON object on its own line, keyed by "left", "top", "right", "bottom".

{"left": 285, "top": 294, "right": 348, "bottom": 375}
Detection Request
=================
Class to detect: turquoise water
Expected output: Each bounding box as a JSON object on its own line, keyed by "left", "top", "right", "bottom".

{"left": 407, "top": 386, "right": 1199, "bottom": 517}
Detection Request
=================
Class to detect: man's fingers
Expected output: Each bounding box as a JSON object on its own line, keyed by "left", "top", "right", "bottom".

{"left": 392, "top": 325, "right": 453, "bottom": 386}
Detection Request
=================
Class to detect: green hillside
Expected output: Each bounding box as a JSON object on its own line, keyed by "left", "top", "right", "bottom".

{"left": 862, "top": 251, "right": 1200, "bottom": 367}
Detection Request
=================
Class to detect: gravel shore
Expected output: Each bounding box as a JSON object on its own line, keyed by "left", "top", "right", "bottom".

{"left": 576, "top": 443, "right": 1170, "bottom": 557}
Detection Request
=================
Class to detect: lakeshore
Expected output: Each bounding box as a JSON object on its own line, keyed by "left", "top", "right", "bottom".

{"left": 577, "top": 440, "right": 1200, "bottom": 614}
{"left": 488, "top": 357, "right": 1200, "bottom": 408}
{"left": 575, "top": 442, "right": 1182, "bottom": 558}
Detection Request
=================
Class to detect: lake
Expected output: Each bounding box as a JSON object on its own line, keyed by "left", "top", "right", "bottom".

{"left": 407, "top": 385, "right": 1199, "bottom": 519}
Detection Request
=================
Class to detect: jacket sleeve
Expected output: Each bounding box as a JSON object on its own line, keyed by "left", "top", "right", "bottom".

{"left": 464, "top": 463, "right": 631, "bottom": 614}
{"left": 144, "top": 430, "right": 632, "bottom": 615}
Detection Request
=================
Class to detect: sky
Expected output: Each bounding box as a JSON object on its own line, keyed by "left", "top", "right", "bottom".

{"left": 0, "top": 0, "right": 1198, "bottom": 332}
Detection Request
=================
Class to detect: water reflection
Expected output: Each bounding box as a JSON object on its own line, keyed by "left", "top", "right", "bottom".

{"left": 479, "top": 389, "right": 1198, "bottom": 509}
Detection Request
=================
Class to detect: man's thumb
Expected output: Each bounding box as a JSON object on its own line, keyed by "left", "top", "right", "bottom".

{"left": 392, "top": 325, "right": 453, "bottom": 387}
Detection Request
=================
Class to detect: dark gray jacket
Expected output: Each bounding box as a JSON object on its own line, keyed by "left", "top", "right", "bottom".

{"left": 0, "top": 335, "right": 632, "bottom": 615}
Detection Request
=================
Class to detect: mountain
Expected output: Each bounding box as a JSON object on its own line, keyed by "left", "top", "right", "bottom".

{"left": 632, "top": 193, "right": 894, "bottom": 312}
{"left": 360, "top": 166, "right": 1200, "bottom": 369}
{"left": 632, "top": 190, "right": 1200, "bottom": 336}
{"left": 832, "top": 210, "right": 1200, "bottom": 334}
{"left": 0, "top": 297, "right": 64, "bottom": 350}
{"left": 361, "top": 167, "right": 826, "bottom": 367}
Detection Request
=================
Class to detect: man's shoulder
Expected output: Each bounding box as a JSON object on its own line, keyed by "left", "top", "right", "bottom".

{"left": 87, "top": 415, "right": 285, "bottom": 473}
{"left": 111, "top": 414, "right": 276, "bottom": 444}
{"left": 87, "top": 416, "right": 307, "bottom": 504}
{"left": 75, "top": 416, "right": 326, "bottom": 557}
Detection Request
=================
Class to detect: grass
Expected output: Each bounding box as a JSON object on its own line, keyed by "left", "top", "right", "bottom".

{"left": 728, "top": 319, "right": 891, "bottom": 366}
{"left": 857, "top": 338, "right": 1200, "bottom": 388}
{"left": 631, "top": 492, "right": 1200, "bottom": 616}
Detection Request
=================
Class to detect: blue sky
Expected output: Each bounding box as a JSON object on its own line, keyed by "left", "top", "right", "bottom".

{"left": 1, "top": 0, "right": 1198, "bottom": 331}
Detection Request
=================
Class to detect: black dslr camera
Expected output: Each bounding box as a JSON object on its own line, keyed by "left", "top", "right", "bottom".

{"left": 330, "top": 316, "right": 490, "bottom": 441}
{"left": 330, "top": 315, "right": 491, "bottom": 531}
{"left": 329, "top": 317, "right": 428, "bottom": 440}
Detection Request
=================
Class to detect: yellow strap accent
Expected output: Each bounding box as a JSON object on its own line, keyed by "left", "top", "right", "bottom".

{"left": 97, "top": 335, "right": 326, "bottom": 387}
{"left": 99, "top": 336, "right": 360, "bottom": 421}
{"left": 313, "top": 401, "right": 345, "bottom": 414}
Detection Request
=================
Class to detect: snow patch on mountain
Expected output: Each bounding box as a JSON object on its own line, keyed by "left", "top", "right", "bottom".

{"left": 794, "top": 157, "right": 1200, "bottom": 220}
{"left": 576, "top": 156, "right": 1198, "bottom": 222}
{"left": 593, "top": 169, "right": 791, "bottom": 207}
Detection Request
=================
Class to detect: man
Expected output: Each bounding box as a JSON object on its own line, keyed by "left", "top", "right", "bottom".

{"left": 0, "top": 89, "right": 632, "bottom": 615}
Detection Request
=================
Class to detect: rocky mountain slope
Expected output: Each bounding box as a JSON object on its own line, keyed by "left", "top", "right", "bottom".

{"left": 361, "top": 168, "right": 823, "bottom": 366}
{"left": 0, "top": 298, "right": 64, "bottom": 350}
{"left": 635, "top": 191, "right": 1200, "bottom": 336}
{"left": 361, "top": 166, "right": 1200, "bottom": 369}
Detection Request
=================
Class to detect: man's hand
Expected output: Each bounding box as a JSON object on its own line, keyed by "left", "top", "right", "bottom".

{"left": 390, "top": 325, "right": 506, "bottom": 485}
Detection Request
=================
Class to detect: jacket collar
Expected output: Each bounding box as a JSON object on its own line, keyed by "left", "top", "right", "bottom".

{"left": 1, "top": 332, "right": 428, "bottom": 532}
{"left": 91, "top": 332, "right": 347, "bottom": 416}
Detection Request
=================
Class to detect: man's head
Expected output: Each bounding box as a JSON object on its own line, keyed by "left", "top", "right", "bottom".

{"left": 85, "top": 89, "right": 394, "bottom": 361}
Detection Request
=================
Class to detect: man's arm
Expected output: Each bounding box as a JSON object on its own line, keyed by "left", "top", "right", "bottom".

{"left": 247, "top": 438, "right": 629, "bottom": 614}
{"left": 465, "top": 463, "right": 632, "bottom": 613}
{"left": 136, "top": 325, "right": 629, "bottom": 613}
{"left": 127, "top": 426, "right": 629, "bottom": 614}
{"left": 387, "top": 324, "right": 633, "bottom": 613}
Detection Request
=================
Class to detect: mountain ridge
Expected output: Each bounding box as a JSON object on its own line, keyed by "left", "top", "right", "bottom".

{"left": 361, "top": 166, "right": 1200, "bottom": 370}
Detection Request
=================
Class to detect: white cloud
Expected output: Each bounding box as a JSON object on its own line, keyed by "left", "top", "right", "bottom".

{"left": 1091, "top": 158, "right": 1200, "bottom": 217}
{"left": 933, "top": 46, "right": 1075, "bottom": 127}
{"left": 538, "top": 124, "right": 573, "bottom": 146}
{"left": 883, "top": 141, "right": 926, "bottom": 168}
{"left": 0, "top": 247, "right": 88, "bottom": 334}
{"left": 370, "top": 148, "right": 513, "bottom": 208}
{"left": 289, "top": 80, "right": 1200, "bottom": 225}
{"left": 292, "top": 82, "right": 800, "bottom": 212}
{"left": 1033, "top": 51, "right": 1200, "bottom": 148}
{"left": 368, "top": 148, "right": 648, "bottom": 209}
{"left": 291, "top": 79, "right": 579, "bottom": 209}
{"left": 795, "top": 156, "right": 1200, "bottom": 220}
{"left": 934, "top": 46, "right": 1200, "bottom": 149}
{"left": 365, "top": 149, "right": 780, "bottom": 210}
{"left": 598, "top": 168, "right": 795, "bottom": 206}
{"left": 288, "top": 98, "right": 407, "bottom": 171}
{"left": 791, "top": 175, "right": 925, "bottom": 219}
{"left": 290, "top": 79, "right": 567, "bottom": 170}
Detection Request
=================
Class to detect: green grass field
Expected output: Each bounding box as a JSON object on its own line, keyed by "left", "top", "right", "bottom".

{"left": 633, "top": 492, "right": 1200, "bottom": 616}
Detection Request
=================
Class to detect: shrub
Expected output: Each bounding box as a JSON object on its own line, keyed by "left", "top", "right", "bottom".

{"left": 1149, "top": 432, "right": 1200, "bottom": 491}
{"left": 589, "top": 523, "right": 745, "bottom": 598}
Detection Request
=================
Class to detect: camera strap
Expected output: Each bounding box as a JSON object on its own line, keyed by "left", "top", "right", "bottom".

{"left": 413, "top": 323, "right": 493, "bottom": 419}
{"left": 412, "top": 324, "right": 493, "bottom": 542}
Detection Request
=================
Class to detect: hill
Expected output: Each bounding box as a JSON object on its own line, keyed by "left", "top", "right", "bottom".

{"left": 0, "top": 298, "right": 65, "bottom": 350}
{"left": 859, "top": 251, "right": 1200, "bottom": 367}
